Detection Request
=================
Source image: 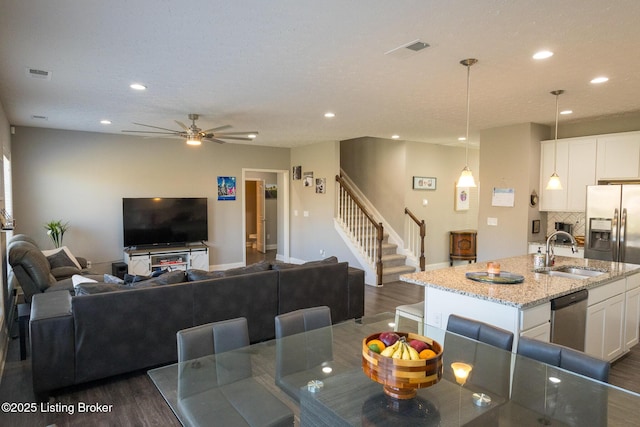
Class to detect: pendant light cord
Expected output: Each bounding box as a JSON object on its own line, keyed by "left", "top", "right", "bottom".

{"left": 553, "top": 92, "right": 559, "bottom": 172}
{"left": 465, "top": 62, "right": 471, "bottom": 167}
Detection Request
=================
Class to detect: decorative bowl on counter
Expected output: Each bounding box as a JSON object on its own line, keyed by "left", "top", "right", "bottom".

{"left": 362, "top": 332, "right": 443, "bottom": 400}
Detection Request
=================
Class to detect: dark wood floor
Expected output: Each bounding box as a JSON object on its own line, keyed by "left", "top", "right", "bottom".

{"left": 1, "top": 263, "right": 639, "bottom": 426}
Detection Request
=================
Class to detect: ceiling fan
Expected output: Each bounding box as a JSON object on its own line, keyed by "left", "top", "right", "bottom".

{"left": 122, "top": 113, "right": 258, "bottom": 145}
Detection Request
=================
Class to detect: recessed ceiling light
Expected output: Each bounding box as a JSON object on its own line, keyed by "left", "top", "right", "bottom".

{"left": 590, "top": 76, "right": 609, "bottom": 84}
{"left": 130, "top": 83, "right": 147, "bottom": 90}
{"left": 391, "top": 135, "right": 400, "bottom": 139}
{"left": 324, "top": 112, "right": 335, "bottom": 118}
{"left": 248, "top": 134, "right": 257, "bottom": 139}
{"left": 458, "top": 137, "right": 466, "bottom": 141}
{"left": 533, "top": 50, "right": 554, "bottom": 60}
{"left": 100, "top": 119, "right": 112, "bottom": 125}
{"left": 560, "top": 110, "right": 573, "bottom": 115}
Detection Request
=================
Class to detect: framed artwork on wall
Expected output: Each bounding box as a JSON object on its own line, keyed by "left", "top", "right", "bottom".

{"left": 217, "top": 176, "right": 236, "bottom": 200}
{"left": 413, "top": 176, "right": 437, "bottom": 190}
{"left": 455, "top": 186, "right": 470, "bottom": 211}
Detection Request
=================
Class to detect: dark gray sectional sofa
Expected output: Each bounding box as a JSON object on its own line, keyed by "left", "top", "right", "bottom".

{"left": 29, "top": 260, "right": 365, "bottom": 395}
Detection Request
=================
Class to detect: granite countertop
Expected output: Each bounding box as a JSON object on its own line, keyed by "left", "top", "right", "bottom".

{"left": 400, "top": 255, "right": 640, "bottom": 309}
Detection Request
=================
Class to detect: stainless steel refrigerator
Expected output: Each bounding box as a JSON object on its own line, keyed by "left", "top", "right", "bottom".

{"left": 585, "top": 184, "right": 640, "bottom": 264}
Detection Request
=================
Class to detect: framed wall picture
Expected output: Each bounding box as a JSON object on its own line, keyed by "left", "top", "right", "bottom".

{"left": 532, "top": 219, "right": 541, "bottom": 234}
{"left": 413, "top": 176, "right": 437, "bottom": 190}
{"left": 455, "top": 186, "right": 470, "bottom": 211}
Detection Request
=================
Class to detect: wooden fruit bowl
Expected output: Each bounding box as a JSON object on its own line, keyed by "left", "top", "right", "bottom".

{"left": 362, "top": 332, "right": 443, "bottom": 400}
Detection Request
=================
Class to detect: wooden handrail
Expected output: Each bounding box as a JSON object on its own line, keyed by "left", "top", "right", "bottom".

{"left": 335, "top": 175, "right": 384, "bottom": 286}
{"left": 404, "top": 207, "right": 426, "bottom": 271}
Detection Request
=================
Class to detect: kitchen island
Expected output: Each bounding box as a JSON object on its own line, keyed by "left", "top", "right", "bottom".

{"left": 400, "top": 254, "right": 640, "bottom": 360}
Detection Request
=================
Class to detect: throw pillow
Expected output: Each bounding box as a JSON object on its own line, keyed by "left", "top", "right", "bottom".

{"left": 75, "top": 283, "right": 131, "bottom": 296}
{"left": 303, "top": 256, "right": 338, "bottom": 266}
{"left": 223, "top": 260, "right": 271, "bottom": 277}
{"left": 123, "top": 273, "right": 151, "bottom": 284}
{"left": 130, "top": 270, "right": 187, "bottom": 288}
{"left": 44, "top": 246, "right": 82, "bottom": 270}
{"left": 103, "top": 274, "right": 125, "bottom": 284}
{"left": 186, "top": 269, "right": 225, "bottom": 281}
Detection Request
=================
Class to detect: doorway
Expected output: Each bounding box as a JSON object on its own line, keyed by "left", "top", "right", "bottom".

{"left": 242, "top": 169, "right": 289, "bottom": 265}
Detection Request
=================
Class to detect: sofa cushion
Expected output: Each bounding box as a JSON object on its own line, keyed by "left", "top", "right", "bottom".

{"left": 271, "top": 256, "right": 338, "bottom": 271}
{"left": 303, "top": 256, "right": 338, "bottom": 266}
{"left": 51, "top": 265, "right": 83, "bottom": 280}
{"left": 42, "top": 246, "right": 82, "bottom": 270}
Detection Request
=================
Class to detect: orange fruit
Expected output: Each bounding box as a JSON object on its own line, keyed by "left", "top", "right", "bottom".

{"left": 367, "top": 339, "right": 386, "bottom": 353}
{"left": 419, "top": 349, "right": 437, "bottom": 359}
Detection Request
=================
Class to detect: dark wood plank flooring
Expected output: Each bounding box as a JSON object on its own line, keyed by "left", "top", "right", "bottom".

{"left": 1, "top": 277, "right": 639, "bottom": 426}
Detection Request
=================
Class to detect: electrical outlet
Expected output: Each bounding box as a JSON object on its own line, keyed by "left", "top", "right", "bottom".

{"left": 86, "top": 261, "right": 92, "bottom": 268}
{"left": 433, "top": 312, "right": 442, "bottom": 328}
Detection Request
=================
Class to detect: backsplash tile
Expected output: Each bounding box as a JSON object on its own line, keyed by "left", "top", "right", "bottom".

{"left": 546, "top": 212, "right": 585, "bottom": 237}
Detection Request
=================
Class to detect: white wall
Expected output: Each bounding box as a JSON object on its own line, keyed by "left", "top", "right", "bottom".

{"left": 11, "top": 127, "right": 290, "bottom": 271}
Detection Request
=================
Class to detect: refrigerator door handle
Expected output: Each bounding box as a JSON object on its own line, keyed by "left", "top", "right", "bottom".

{"left": 612, "top": 208, "right": 619, "bottom": 262}
{"left": 620, "top": 208, "right": 627, "bottom": 262}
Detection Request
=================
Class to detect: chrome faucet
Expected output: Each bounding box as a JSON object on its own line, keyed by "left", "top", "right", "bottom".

{"left": 545, "top": 230, "right": 577, "bottom": 267}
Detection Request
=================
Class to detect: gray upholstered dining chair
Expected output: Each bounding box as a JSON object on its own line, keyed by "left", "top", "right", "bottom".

{"left": 512, "top": 337, "right": 610, "bottom": 426}
{"left": 274, "top": 306, "right": 333, "bottom": 401}
{"left": 446, "top": 313, "right": 514, "bottom": 351}
{"left": 516, "top": 336, "right": 610, "bottom": 382}
{"left": 443, "top": 314, "right": 515, "bottom": 404}
{"left": 176, "top": 318, "right": 294, "bottom": 427}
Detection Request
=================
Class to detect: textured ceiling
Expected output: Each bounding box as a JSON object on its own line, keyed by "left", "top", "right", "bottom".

{"left": 1, "top": 0, "right": 639, "bottom": 148}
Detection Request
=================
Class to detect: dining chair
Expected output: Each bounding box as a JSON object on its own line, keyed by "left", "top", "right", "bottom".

{"left": 444, "top": 314, "right": 514, "bottom": 404}
{"left": 516, "top": 336, "right": 610, "bottom": 382}
{"left": 274, "top": 306, "right": 334, "bottom": 401}
{"left": 394, "top": 301, "right": 424, "bottom": 335}
{"left": 446, "top": 313, "right": 514, "bottom": 351}
{"left": 511, "top": 337, "right": 610, "bottom": 426}
{"left": 176, "top": 318, "right": 294, "bottom": 427}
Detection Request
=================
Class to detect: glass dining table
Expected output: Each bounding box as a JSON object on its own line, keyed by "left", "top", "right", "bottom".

{"left": 148, "top": 313, "right": 640, "bottom": 426}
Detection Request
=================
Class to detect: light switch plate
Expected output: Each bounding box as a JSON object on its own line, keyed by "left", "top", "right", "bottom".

{"left": 487, "top": 217, "right": 498, "bottom": 226}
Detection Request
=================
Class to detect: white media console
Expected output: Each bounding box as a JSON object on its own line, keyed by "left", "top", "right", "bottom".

{"left": 123, "top": 245, "right": 209, "bottom": 276}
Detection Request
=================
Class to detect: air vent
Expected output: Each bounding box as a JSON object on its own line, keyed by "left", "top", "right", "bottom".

{"left": 385, "top": 39, "right": 430, "bottom": 59}
{"left": 31, "top": 115, "right": 48, "bottom": 121}
{"left": 26, "top": 68, "right": 52, "bottom": 80}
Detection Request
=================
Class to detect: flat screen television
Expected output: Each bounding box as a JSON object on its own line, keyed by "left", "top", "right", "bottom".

{"left": 123, "top": 197, "right": 208, "bottom": 248}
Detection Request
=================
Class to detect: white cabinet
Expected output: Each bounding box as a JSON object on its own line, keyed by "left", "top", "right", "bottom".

{"left": 520, "top": 303, "right": 551, "bottom": 342}
{"left": 596, "top": 132, "right": 640, "bottom": 181}
{"left": 585, "top": 278, "right": 626, "bottom": 361}
{"left": 124, "top": 246, "right": 209, "bottom": 276}
{"left": 540, "top": 137, "right": 596, "bottom": 212}
{"left": 624, "top": 274, "right": 640, "bottom": 351}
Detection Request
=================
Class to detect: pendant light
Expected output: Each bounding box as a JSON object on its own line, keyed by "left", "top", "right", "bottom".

{"left": 456, "top": 58, "right": 478, "bottom": 188}
{"left": 546, "top": 90, "right": 564, "bottom": 190}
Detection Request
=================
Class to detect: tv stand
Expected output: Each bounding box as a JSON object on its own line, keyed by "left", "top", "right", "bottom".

{"left": 123, "top": 244, "right": 209, "bottom": 276}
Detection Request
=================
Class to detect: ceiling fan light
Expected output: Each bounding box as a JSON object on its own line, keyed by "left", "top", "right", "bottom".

{"left": 457, "top": 166, "right": 477, "bottom": 188}
{"left": 186, "top": 136, "right": 202, "bottom": 146}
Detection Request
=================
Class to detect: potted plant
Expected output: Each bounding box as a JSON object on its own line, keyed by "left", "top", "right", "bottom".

{"left": 44, "top": 220, "right": 69, "bottom": 248}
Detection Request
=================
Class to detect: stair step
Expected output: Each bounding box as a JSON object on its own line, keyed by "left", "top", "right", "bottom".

{"left": 382, "top": 253, "right": 407, "bottom": 268}
{"left": 382, "top": 265, "right": 417, "bottom": 284}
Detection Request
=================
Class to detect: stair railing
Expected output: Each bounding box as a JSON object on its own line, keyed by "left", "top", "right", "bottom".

{"left": 335, "top": 175, "right": 383, "bottom": 286}
{"left": 404, "top": 207, "right": 426, "bottom": 271}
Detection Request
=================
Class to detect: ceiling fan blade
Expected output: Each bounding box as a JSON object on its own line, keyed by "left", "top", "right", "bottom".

{"left": 131, "top": 122, "right": 181, "bottom": 133}
{"left": 212, "top": 136, "right": 254, "bottom": 141}
{"left": 203, "top": 137, "right": 227, "bottom": 144}
{"left": 123, "top": 130, "right": 179, "bottom": 135}
{"left": 214, "top": 131, "right": 259, "bottom": 136}
{"left": 202, "top": 125, "right": 232, "bottom": 133}
{"left": 175, "top": 120, "right": 188, "bottom": 130}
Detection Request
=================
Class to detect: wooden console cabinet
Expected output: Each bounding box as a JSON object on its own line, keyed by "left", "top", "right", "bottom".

{"left": 123, "top": 245, "right": 209, "bottom": 276}
{"left": 449, "top": 230, "right": 477, "bottom": 266}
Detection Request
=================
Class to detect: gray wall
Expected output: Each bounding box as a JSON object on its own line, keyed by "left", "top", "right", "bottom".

{"left": 477, "top": 123, "right": 548, "bottom": 261}
{"left": 11, "top": 127, "right": 290, "bottom": 270}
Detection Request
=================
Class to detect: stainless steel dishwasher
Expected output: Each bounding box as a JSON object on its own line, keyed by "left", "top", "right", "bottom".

{"left": 550, "top": 289, "right": 589, "bottom": 351}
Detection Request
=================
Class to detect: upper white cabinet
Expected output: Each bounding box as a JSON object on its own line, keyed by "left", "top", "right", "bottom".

{"left": 596, "top": 132, "right": 640, "bottom": 181}
{"left": 540, "top": 137, "right": 596, "bottom": 211}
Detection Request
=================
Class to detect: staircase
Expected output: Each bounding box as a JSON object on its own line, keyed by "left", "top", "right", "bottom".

{"left": 334, "top": 174, "right": 424, "bottom": 286}
{"left": 380, "top": 235, "right": 417, "bottom": 284}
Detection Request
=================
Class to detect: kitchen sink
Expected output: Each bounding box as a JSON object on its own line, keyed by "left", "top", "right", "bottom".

{"left": 534, "top": 265, "right": 607, "bottom": 279}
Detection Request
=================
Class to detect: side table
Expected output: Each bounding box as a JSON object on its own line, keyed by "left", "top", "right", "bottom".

{"left": 449, "top": 230, "right": 477, "bottom": 266}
